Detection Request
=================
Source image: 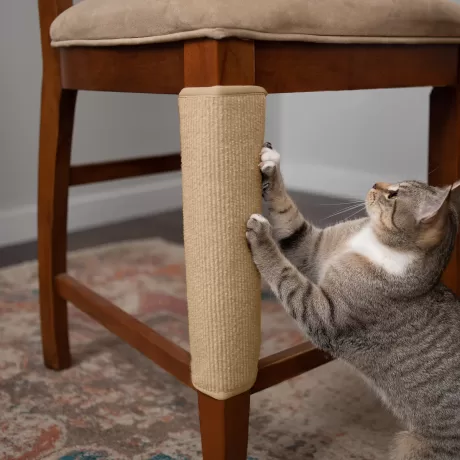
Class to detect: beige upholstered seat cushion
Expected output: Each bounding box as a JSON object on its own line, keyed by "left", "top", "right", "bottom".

{"left": 51, "top": 0, "right": 460, "bottom": 47}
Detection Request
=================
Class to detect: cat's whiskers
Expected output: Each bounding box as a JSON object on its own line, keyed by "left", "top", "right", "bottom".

{"left": 428, "top": 165, "right": 440, "bottom": 177}
{"left": 322, "top": 203, "right": 366, "bottom": 221}
{"left": 345, "top": 205, "right": 367, "bottom": 221}
{"left": 319, "top": 200, "right": 364, "bottom": 206}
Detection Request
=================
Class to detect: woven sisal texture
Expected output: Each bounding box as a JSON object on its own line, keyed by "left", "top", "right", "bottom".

{"left": 179, "top": 86, "right": 266, "bottom": 400}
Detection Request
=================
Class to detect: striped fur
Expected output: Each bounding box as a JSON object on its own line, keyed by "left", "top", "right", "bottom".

{"left": 246, "top": 144, "right": 460, "bottom": 460}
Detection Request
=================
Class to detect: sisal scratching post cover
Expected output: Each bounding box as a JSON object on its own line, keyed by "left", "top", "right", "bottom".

{"left": 179, "top": 86, "right": 266, "bottom": 400}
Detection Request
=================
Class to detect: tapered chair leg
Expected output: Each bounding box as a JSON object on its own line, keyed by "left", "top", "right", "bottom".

{"left": 38, "top": 80, "right": 77, "bottom": 370}
{"left": 198, "top": 391, "right": 251, "bottom": 460}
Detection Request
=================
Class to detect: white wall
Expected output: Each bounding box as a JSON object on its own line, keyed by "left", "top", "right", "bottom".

{"left": 0, "top": 0, "right": 183, "bottom": 247}
{"left": 0, "top": 0, "right": 434, "bottom": 247}
{"left": 0, "top": 0, "right": 281, "bottom": 247}
{"left": 278, "top": 88, "right": 431, "bottom": 199}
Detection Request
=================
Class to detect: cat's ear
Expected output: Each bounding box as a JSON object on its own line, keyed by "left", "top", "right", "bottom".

{"left": 448, "top": 179, "right": 460, "bottom": 211}
{"left": 417, "top": 187, "right": 450, "bottom": 224}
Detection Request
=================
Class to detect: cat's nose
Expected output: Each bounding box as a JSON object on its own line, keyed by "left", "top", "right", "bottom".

{"left": 373, "top": 182, "right": 391, "bottom": 191}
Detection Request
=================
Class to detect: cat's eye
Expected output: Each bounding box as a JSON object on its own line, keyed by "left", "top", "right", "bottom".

{"left": 388, "top": 190, "right": 398, "bottom": 199}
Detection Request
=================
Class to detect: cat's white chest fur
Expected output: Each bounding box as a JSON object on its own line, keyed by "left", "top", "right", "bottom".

{"left": 347, "top": 226, "right": 414, "bottom": 275}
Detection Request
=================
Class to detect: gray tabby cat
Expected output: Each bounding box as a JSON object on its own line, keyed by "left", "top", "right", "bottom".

{"left": 246, "top": 143, "right": 460, "bottom": 460}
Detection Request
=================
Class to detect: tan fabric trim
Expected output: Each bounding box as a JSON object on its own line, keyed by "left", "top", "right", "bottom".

{"left": 179, "top": 87, "right": 265, "bottom": 400}
{"left": 179, "top": 86, "right": 267, "bottom": 97}
{"left": 197, "top": 382, "right": 255, "bottom": 401}
{"left": 52, "top": 27, "right": 460, "bottom": 48}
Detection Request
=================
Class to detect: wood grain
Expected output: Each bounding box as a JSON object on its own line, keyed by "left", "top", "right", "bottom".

{"left": 184, "top": 39, "right": 255, "bottom": 87}
{"left": 70, "top": 153, "right": 181, "bottom": 186}
{"left": 429, "top": 87, "right": 460, "bottom": 294}
{"left": 37, "top": 87, "right": 76, "bottom": 370}
{"left": 252, "top": 343, "right": 333, "bottom": 394}
{"left": 57, "top": 41, "right": 459, "bottom": 94}
{"left": 198, "top": 392, "right": 250, "bottom": 460}
{"left": 256, "top": 42, "right": 458, "bottom": 93}
{"left": 56, "top": 274, "right": 192, "bottom": 386}
{"left": 61, "top": 43, "right": 184, "bottom": 94}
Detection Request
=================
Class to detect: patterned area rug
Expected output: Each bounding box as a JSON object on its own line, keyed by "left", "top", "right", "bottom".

{"left": 0, "top": 238, "right": 398, "bottom": 460}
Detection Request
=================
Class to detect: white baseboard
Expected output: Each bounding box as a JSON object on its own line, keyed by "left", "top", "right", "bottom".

{"left": 282, "top": 161, "right": 426, "bottom": 200}
{"left": 0, "top": 175, "right": 182, "bottom": 247}
{"left": 0, "top": 162, "right": 427, "bottom": 247}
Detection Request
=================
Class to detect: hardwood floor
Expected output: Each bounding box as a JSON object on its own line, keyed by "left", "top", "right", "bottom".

{"left": 0, "top": 191, "right": 364, "bottom": 268}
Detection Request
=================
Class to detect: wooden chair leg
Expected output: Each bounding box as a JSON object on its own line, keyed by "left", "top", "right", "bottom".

{"left": 198, "top": 391, "right": 250, "bottom": 460}
{"left": 38, "top": 81, "right": 77, "bottom": 370}
{"left": 181, "top": 39, "right": 259, "bottom": 459}
{"left": 429, "top": 87, "right": 460, "bottom": 294}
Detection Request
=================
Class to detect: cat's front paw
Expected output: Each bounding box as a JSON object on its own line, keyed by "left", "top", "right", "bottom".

{"left": 260, "top": 143, "right": 281, "bottom": 198}
{"left": 260, "top": 142, "right": 280, "bottom": 177}
{"left": 246, "top": 214, "right": 272, "bottom": 248}
{"left": 246, "top": 214, "right": 279, "bottom": 274}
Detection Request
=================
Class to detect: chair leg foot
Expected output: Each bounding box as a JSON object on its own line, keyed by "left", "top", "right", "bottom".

{"left": 38, "top": 85, "right": 77, "bottom": 370}
{"left": 198, "top": 391, "right": 250, "bottom": 460}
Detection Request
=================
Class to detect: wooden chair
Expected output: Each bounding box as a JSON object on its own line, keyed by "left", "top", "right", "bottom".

{"left": 38, "top": 0, "right": 460, "bottom": 458}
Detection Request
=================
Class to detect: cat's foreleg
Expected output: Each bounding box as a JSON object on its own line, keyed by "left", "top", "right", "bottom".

{"left": 260, "top": 143, "right": 323, "bottom": 274}
{"left": 391, "top": 432, "right": 438, "bottom": 460}
{"left": 246, "top": 213, "right": 336, "bottom": 349}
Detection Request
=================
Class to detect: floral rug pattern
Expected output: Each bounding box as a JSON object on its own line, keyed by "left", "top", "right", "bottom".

{"left": 0, "top": 239, "right": 398, "bottom": 459}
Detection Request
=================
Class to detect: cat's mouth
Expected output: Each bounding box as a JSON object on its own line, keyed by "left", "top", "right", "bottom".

{"left": 366, "top": 188, "right": 377, "bottom": 206}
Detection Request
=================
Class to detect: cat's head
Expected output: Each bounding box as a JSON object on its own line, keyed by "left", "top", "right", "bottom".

{"left": 365, "top": 180, "right": 460, "bottom": 250}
